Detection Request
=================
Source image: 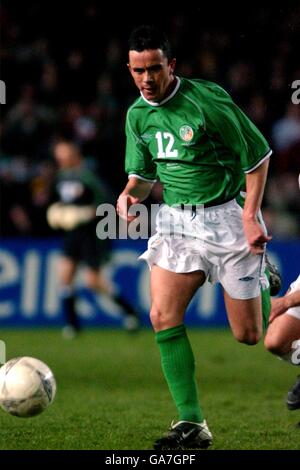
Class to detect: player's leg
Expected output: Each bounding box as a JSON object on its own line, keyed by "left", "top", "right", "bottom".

{"left": 150, "top": 265, "right": 212, "bottom": 450}
{"left": 59, "top": 256, "right": 80, "bottom": 335}
{"left": 265, "top": 277, "right": 300, "bottom": 409}
{"left": 286, "top": 375, "right": 300, "bottom": 411}
{"left": 261, "top": 275, "right": 271, "bottom": 332}
{"left": 83, "top": 228, "right": 140, "bottom": 331}
{"left": 265, "top": 253, "right": 282, "bottom": 297}
{"left": 219, "top": 230, "right": 270, "bottom": 342}
{"left": 84, "top": 267, "right": 140, "bottom": 331}
{"left": 264, "top": 314, "right": 300, "bottom": 357}
{"left": 264, "top": 314, "right": 300, "bottom": 410}
{"left": 60, "top": 227, "right": 84, "bottom": 336}
{"left": 202, "top": 197, "right": 270, "bottom": 342}
{"left": 223, "top": 292, "right": 262, "bottom": 345}
{"left": 222, "top": 275, "right": 271, "bottom": 344}
{"left": 85, "top": 267, "right": 112, "bottom": 293}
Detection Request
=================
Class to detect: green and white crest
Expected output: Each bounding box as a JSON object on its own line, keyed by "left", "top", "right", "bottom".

{"left": 179, "top": 125, "right": 194, "bottom": 142}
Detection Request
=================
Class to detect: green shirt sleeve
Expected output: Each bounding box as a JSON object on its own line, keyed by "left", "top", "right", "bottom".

{"left": 205, "top": 85, "right": 272, "bottom": 172}
{"left": 125, "top": 109, "right": 157, "bottom": 181}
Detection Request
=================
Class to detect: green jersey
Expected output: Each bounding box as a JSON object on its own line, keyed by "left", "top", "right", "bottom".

{"left": 125, "top": 77, "right": 272, "bottom": 206}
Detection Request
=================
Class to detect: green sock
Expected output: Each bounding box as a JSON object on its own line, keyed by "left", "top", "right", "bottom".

{"left": 156, "top": 324, "right": 204, "bottom": 423}
{"left": 261, "top": 268, "right": 271, "bottom": 332}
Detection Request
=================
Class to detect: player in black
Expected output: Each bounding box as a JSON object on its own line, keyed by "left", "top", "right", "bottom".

{"left": 48, "top": 140, "right": 140, "bottom": 336}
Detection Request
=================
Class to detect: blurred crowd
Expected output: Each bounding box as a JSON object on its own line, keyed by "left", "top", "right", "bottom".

{"left": 0, "top": 2, "right": 300, "bottom": 238}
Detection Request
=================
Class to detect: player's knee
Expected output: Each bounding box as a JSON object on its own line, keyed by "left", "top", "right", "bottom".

{"left": 264, "top": 333, "right": 285, "bottom": 355}
{"left": 234, "top": 329, "right": 261, "bottom": 345}
{"left": 150, "top": 306, "right": 169, "bottom": 331}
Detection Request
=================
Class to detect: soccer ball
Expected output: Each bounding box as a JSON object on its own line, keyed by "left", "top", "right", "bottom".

{"left": 0, "top": 356, "right": 56, "bottom": 418}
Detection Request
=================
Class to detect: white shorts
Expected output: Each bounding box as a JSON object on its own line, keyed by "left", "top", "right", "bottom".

{"left": 286, "top": 275, "right": 300, "bottom": 320}
{"left": 139, "top": 199, "right": 268, "bottom": 300}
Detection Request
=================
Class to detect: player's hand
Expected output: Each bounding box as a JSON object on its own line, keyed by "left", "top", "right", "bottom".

{"left": 242, "top": 217, "right": 272, "bottom": 254}
{"left": 116, "top": 194, "right": 140, "bottom": 222}
{"left": 269, "top": 297, "right": 289, "bottom": 323}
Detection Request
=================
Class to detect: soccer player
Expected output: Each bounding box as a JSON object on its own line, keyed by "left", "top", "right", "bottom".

{"left": 265, "top": 278, "right": 300, "bottom": 410}
{"left": 264, "top": 176, "right": 300, "bottom": 411}
{"left": 117, "top": 25, "right": 277, "bottom": 449}
{"left": 48, "top": 140, "right": 140, "bottom": 336}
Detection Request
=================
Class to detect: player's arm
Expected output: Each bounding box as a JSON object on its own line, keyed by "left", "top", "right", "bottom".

{"left": 205, "top": 85, "right": 272, "bottom": 254}
{"left": 270, "top": 289, "right": 300, "bottom": 322}
{"left": 46, "top": 177, "right": 62, "bottom": 229}
{"left": 119, "top": 109, "right": 157, "bottom": 221}
{"left": 117, "top": 176, "right": 153, "bottom": 221}
{"left": 242, "top": 159, "right": 272, "bottom": 255}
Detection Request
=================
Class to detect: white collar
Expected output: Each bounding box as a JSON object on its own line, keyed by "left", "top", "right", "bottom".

{"left": 140, "top": 76, "right": 181, "bottom": 107}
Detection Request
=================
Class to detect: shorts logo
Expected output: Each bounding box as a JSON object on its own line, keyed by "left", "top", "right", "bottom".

{"left": 179, "top": 125, "right": 194, "bottom": 142}
{"left": 238, "top": 276, "right": 254, "bottom": 282}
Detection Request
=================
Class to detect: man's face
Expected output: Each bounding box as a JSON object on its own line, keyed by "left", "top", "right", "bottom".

{"left": 54, "top": 143, "right": 80, "bottom": 169}
{"left": 128, "top": 49, "right": 176, "bottom": 102}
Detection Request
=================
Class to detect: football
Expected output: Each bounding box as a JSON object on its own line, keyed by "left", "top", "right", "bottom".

{"left": 0, "top": 357, "right": 56, "bottom": 418}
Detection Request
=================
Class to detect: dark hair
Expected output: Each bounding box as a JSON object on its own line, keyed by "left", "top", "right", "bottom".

{"left": 129, "top": 25, "right": 172, "bottom": 61}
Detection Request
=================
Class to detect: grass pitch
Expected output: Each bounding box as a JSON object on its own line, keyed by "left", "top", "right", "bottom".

{"left": 0, "top": 328, "right": 299, "bottom": 450}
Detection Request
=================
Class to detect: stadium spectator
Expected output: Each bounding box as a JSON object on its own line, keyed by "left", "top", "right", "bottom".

{"left": 271, "top": 103, "right": 300, "bottom": 154}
